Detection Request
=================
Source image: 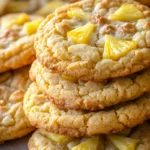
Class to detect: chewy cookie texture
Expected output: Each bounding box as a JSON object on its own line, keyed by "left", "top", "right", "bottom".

{"left": 28, "top": 123, "right": 150, "bottom": 150}
{"left": 0, "top": 66, "right": 34, "bottom": 143}
{"left": 30, "top": 60, "right": 150, "bottom": 110}
{"left": 0, "top": 13, "right": 43, "bottom": 73}
{"left": 23, "top": 83, "right": 150, "bottom": 137}
{"left": 0, "top": 0, "right": 149, "bottom": 149}
{"left": 24, "top": 0, "right": 150, "bottom": 149}
{"left": 35, "top": 0, "right": 150, "bottom": 81}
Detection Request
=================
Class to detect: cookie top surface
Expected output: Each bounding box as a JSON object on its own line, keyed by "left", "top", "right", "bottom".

{"left": 31, "top": 60, "right": 150, "bottom": 110}
{"left": 0, "top": 66, "right": 34, "bottom": 143}
{"left": 0, "top": 13, "right": 43, "bottom": 73}
{"left": 24, "top": 82, "right": 150, "bottom": 137}
{"left": 35, "top": 0, "right": 150, "bottom": 81}
{"left": 28, "top": 123, "right": 150, "bottom": 150}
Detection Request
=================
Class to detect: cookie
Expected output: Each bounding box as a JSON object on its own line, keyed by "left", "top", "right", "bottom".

{"left": 136, "top": 0, "right": 150, "bottom": 6}
{"left": 36, "top": 0, "right": 68, "bottom": 16}
{"left": 5, "top": 0, "right": 39, "bottom": 14}
{"left": 0, "top": 66, "right": 34, "bottom": 143}
{"left": 130, "top": 123, "right": 150, "bottom": 149}
{"left": 30, "top": 60, "right": 150, "bottom": 110}
{"left": 28, "top": 123, "right": 150, "bottom": 150}
{"left": 35, "top": 0, "right": 150, "bottom": 81}
{"left": 23, "top": 82, "right": 150, "bottom": 137}
{"left": 0, "top": 0, "right": 10, "bottom": 16}
{"left": 0, "top": 13, "right": 43, "bottom": 73}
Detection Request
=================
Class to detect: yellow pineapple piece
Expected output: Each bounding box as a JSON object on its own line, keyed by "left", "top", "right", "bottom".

{"left": 24, "top": 19, "right": 43, "bottom": 35}
{"left": 1, "top": 14, "right": 30, "bottom": 29}
{"left": 67, "top": 8, "right": 89, "bottom": 19}
{"left": 67, "top": 23, "right": 95, "bottom": 44}
{"left": 72, "top": 136, "right": 99, "bottom": 150}
{"left": 109, "top": 4, "right": 144, "bottom": 21}
{"left": 45, "top": 132, "right": 72, "bottom": 145}
{"left": 36, "top": 1, "right": 67, "bottom": 16}
{"left": 103, "top": 35, "right": 137, "bottom": 60}
{"left": 67, "top": 140, "right": 80, "bottom": 150}
{"left": 107, "top": 135, "right": 137, "bottom": 150}
{"left": 15, "top": 14, "right": 30, "bottom": 25}
{"left": 6, "top": 1, "right": 29, "bottom": 13}
{"left": 62, "top": 75, "right": 77, "bottom": 83}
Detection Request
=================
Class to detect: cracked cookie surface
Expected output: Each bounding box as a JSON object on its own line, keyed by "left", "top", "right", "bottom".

{"left": 0, "top": 13, "right": 43, "bottom": 73}
{"left": 24, "top": 83, "right": 150, "bottom": 137}
{"left": 31, "top": 60, "right": 150, "bottom": 110}
{"left": 0, "top": 66, "right": 34, "bottom": 143}
{"left": 28, "top": 123, "right": 150, "bottom": 150}
{"left": 35, "top": 0, "right": 150, "bottom": 81}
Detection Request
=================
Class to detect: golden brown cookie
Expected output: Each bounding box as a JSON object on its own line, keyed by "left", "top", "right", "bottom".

{"left": 35, "top": 0, "right": 150, "bottom": 81}
{"left": 28, "top": 123, "right": 150, "bottom": 150}
{"left": 36, "top": 0, "right": 68, "bottom": 16}
{"left": 23, "top": 83, "right": 150, "bottom": 137}
{"left": 0, "top": 66, "right": 34, "bottom": 143}
{"left": 136, "top": 0, "right": 150, "bottom": 6}
{"left": 0, "top": 13, "right": 43, "bottom": 73}
{"left": 30, "top": 60, "right": 150, "bottom": 110}
{"left": 0, "top": 0, "right": 10, "bottom": 16}
{"left": 5, "top": 0, "right": 39, "bottom": 14}
{"left": 130, "top": 123, "right": 150, "bottom": 150}
{"left": 28, "top": 129, "right": 104, "bottom": 150}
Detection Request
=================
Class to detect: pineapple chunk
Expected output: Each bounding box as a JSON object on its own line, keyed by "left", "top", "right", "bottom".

{"left": 1, "top": 14, "right": 30, "bottom": 29}
{"left": 15, "top": 14, "right": 30, "bottom": 25}
{"left": 103, "top": 35, "right": 137, "bottom": 60}
{"left": 67, "top": 139, "right": 80, "bottom": 150}
{"left": 109, "top": 4, "right": 144, "bottom": 21}
{"left": 72, "top": 136, "right": 99, "bottom": 150}
{"left": 67, "top": 23, "right": 95, "bottom": 44}
{"left": 45, "top": 132, "right": 72, "bottom": 145}
{"left": 107, "top": 135, "right": 137, "bottom": 150}
{"left": 24, "top": 19, "right": 43, "bottom": 35}
{"left": 67, "top": 8, "right": 89, "bottom": 19}
{"left": 62, "top": 75, "right": 78, "bottom": 83}
{"left": 36, "top": 1, "right": 67, "bottom": 16}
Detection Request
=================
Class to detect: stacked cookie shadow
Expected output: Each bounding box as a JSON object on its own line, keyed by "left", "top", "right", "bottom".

{"left": 23, "top": 0, "right": 150, "bottom": 149}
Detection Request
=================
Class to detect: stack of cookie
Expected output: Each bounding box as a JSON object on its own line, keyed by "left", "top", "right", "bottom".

{"left": 23, "top": 0, "right": 150, "bottom": 149}
{"left": 0, "top": 13, "right": 44, "bottom": 143}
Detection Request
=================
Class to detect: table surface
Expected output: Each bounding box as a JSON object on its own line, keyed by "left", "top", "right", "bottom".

{"left": 0, "top": 134, "right": 32, "bottom": 150}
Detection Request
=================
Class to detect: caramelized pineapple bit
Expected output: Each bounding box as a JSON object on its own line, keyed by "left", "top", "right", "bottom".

{"left": 46, "top": 132, "right": 72, "bottom": 145}
{"left": 67, "top": 8, "right": 89, "bottom": 19}
{"left": 72, "top": 136, "right": 99, "bottom": 150}
{"left": 24, "top": 19, "right": 43, "bottom": 35}
{"left": 62, "top": 75, "right": 78, "bottom": 83}
{"left": 67, "top": 23, "right": 95, "bottom": 44}
{"left": 109, "top": 4, "right": 144, "bottom": 21}
{"left": 103, "top": 35, "right": 137, "bottom": 60}
{"left": 107, "top": 135, "right": 137, "bottom": 150}
{"left": 36, "top": 1, "right": 67, "bottom": 16}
